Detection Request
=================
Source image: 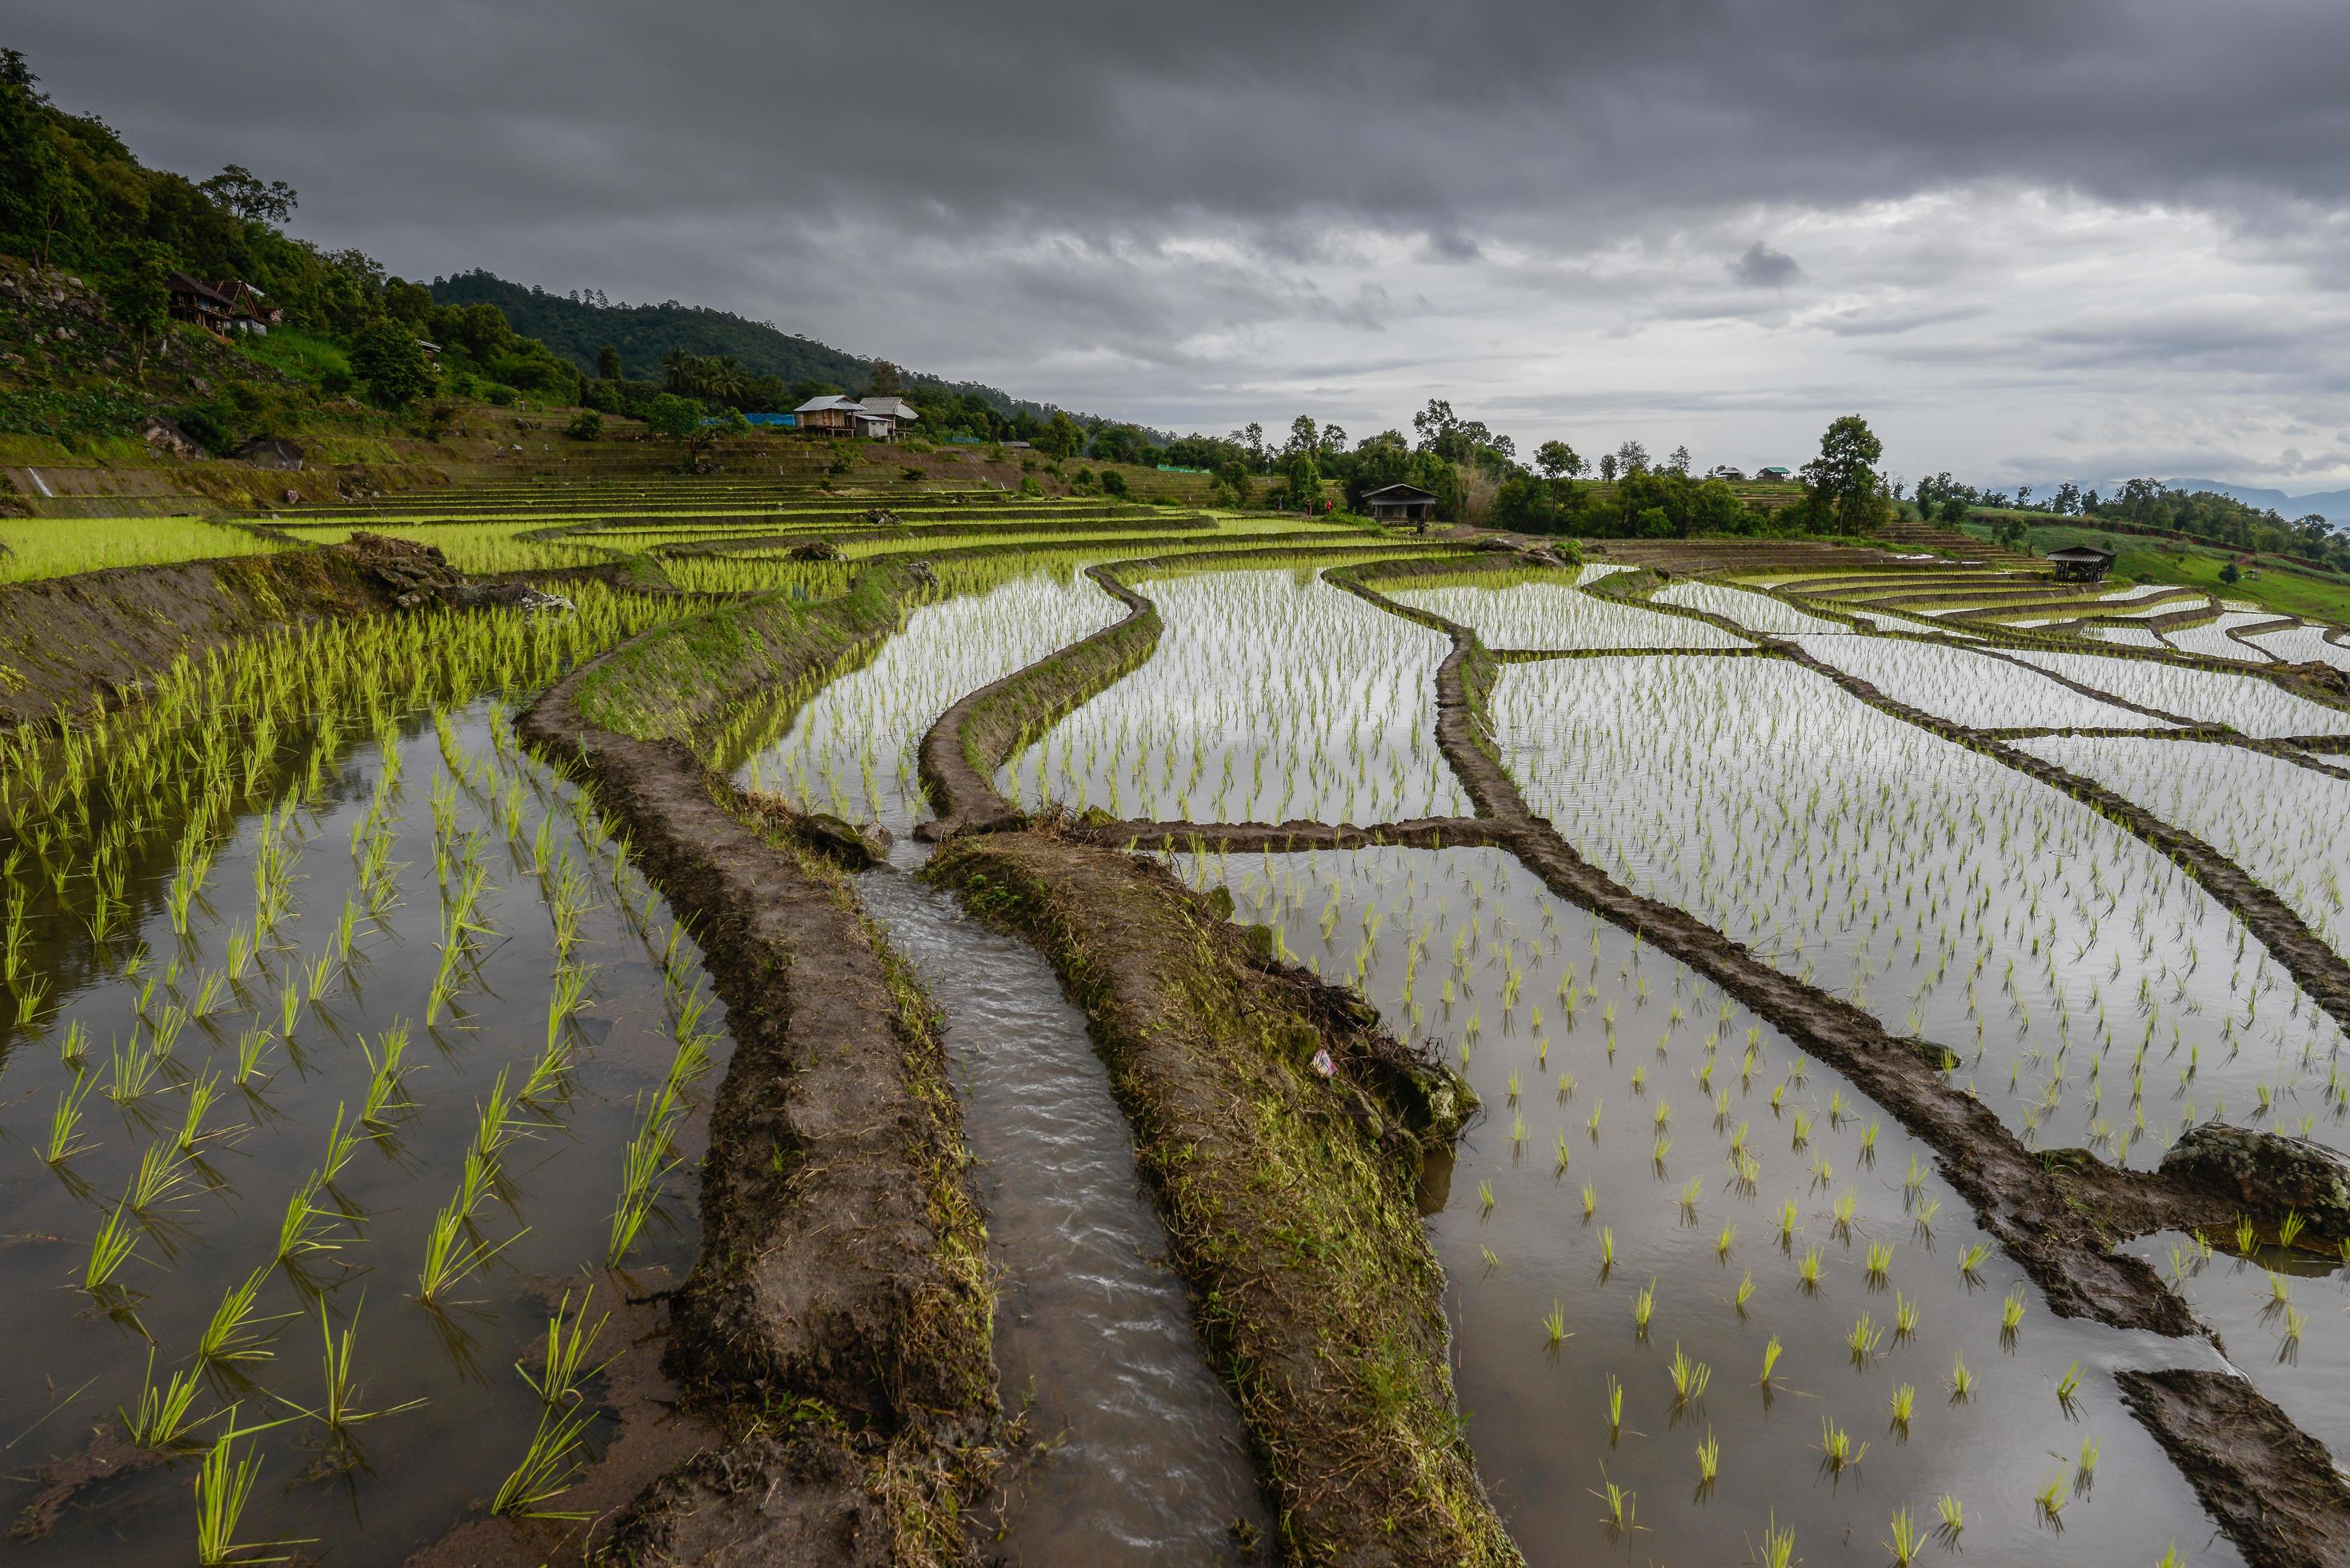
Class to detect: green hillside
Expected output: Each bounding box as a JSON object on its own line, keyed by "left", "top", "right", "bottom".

{"left": 429, "top": 270, "right": 1125, "bottom": 427}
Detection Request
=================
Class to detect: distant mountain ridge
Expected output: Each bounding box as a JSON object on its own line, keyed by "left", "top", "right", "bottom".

{"left": 429, "top": 270, "right": 1155, "bottom": 432}
{"left": 2161, "top": 478, "right": 2350, "bottom": 523}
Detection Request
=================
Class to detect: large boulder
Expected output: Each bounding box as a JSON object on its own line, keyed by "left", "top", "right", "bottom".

{"left": 2159, "top": 1124, "right": 2350, "bottom": 1234}
{"left": 339, "top": 531, "right": 466, "bottom": 609}
{"left": 235, "top": 436, "right": 306, "bottom": 471}
{"left": 138, "top": 415, "right": 203, "bottom": 460}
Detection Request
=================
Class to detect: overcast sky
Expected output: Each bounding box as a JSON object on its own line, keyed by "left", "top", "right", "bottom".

{"left": 18, "top": 1, "right": 2350, "bottom": 490}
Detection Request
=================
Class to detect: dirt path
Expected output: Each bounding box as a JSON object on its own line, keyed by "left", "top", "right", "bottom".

{"left": 518, "top": 595, "right": 999, "bottom": 1563}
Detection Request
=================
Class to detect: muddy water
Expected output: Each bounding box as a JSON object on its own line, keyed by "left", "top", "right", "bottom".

{"left": 1183, "top": 844, "right": 2244, "bottom": 1566}
{"left": 855, "top": 853, "right": 1269, "bottom": 1562}
{"left": 0, "top": 700, "right": 725, "bottom": 1564}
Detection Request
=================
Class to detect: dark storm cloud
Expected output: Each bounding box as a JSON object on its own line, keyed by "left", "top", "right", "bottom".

{"left": 14, "top": 0, "right": 2350, "bottom": 481}
{"left": 19, "top": 0, "right": 2350, "bottom": 261}
{"left": 1729, "top": 242, "right": 1804, "bottom": 289}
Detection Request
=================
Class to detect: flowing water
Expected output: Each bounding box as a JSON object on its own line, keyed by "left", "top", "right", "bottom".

{"left": 855, "top": 851, "right": 1270, "bottom": 1561}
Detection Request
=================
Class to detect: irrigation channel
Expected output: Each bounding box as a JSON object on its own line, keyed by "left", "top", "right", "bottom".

{"left": 16, "top": 505, "right": 2350, "bottom": 1564}
{"left": 854, "top": 847, "right": 1270, "bottom": 1560}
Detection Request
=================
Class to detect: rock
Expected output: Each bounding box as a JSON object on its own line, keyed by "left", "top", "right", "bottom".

{"left": 863, "top": 508, "right": 902, "bottom": 526}
{"left": 787, "top": 539, "right": 843, "bottom": 561}
{"left": 235, "top": 437, "right": 306, "bottom": 471}
{"left": 907, "top": 558, "right": 937, "bottom": 588}
{"left": 1397, "top": 1062, "right": 1480, "bottom": 1146}
{"left": 137, "top": 414, "right": 204, "bottom": 460}
{"left": 185, "top": 375, "right": 210, "bottom": 394}
{"left": 1239, "top": 923, "right": 1278, "bottom": 961}
{"left": 341, "top": 531, "right": 466, "bottom": 607}
{"left": 797, "top": 813, "right": 885, "bottom": 870}
{"left": 2159, "top": 1124, "right": 2350, "bottom": 1234}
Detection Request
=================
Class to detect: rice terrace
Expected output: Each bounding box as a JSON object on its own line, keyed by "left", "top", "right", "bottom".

{"left": 12, "top": 12, "right": 2350, "bottom": 1567}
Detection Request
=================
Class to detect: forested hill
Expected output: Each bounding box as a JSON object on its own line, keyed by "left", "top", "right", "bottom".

{"left": 429, "top": 270, "right": 1086, "bottom": 422}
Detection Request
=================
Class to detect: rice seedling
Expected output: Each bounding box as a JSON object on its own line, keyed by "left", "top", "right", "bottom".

{"left": 83, "top": 1198, "right": 139, "bottom": 1294}
{"left": 121, "top": 1347, "right": 210, "bottom": 1449}
{"left": 1591, "top": 1474, "right": 1635, "bottom": 1534}
{"left": 1948, "top": 1354, "right": 1976, "bottom": 1401}
{"left": 1759, "top": 1334, "right": 1783, "bottom": 1387}
{"left": 194, "top": 1419, "right": 310, "bottom": 1566}
{"left": 1758, "top": 1513, "right": 1797, "bottom": 1568}
{"left": 2035, "top": 1464, "right": 2070, "bottom": 1522}
{"left": 42, "top": 1073, "right": 98, "bottom": 1164}
{"left": 1936, "top": 1494, "right": 1964, "bottom": 1540}
{"left": 1820, "top": 1414, "right": 1868, "bottom": 1473}
{"left": 1848, "top": 1310, "right": 1884, "bottom": 1365}
{"left": 1695, "top": 1427, "right": 1719, "bottom": 1483}
{"left": 2002, "top": 1286, "right": 2028, "bottom": 1337}
{"left": 1543, "top": 1302, "right": 1569, "bottom": 1348}
{"left": 306, "top": 1300, "right": 426, "bottom": 1433}
{"left": 1889, "top": 1382, "right": 1916, "bottom": 1430}
{"left": 1959, "top": 1242, "right": 1991, "bottom": 1282}
{"left": 1886, "top": 1504, "right": 1926, "bottom": 1566}
{"left": 1798, "top": 1246, "right": 1824, "bottom": 1292}
{"left": 2056, "top": 1362, "right": 2084, "bottom": 1410}
{"left": 277, "top": 1172, "right": 342, "bottom": 1262}
{"left": 197, "top": 1266, "right": 287, "bottom": 1366}
{"left": 1667, "top": 1342, "right": 1711, "bottom": 1406}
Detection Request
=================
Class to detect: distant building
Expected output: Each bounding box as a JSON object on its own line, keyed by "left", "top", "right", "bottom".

{"left": 166, "top": 273, "right": 238, "bottom": 334}
{"left": 793, "top": 394, "right": 914, "bottom": 440}
{"left": 858, "top": 394, "right": 920, "bottom": 438}
{"left": 2047, "top": 544, "right": 2116, "bottom": 582}
{"left": 1362, "top": 482, "right": 1440, "bottom": 528}
{"left": 1755, "top": 465, "right": 1792, "bottom": 480}
{"left": 213, "top": 279, "right": 282, "bottom": 334}
{"left": 166, "top": 274, "right": 282, "bottom": 336}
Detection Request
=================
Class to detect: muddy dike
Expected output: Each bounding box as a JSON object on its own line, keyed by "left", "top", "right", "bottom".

{"left": 925, "top": 830, "right": 1515, "bottom": 1566}
{"left": 518, "top": 573, "right": 999, "bottom": 1564}
{"left": 919, "top": 565, "right": 1161, "bottom": 838}
{"left": 0, "top": 530, "right": 484, "bottom": 726}
{"left": 1331, "top": 558, "right": 2350, "bottom": 1566}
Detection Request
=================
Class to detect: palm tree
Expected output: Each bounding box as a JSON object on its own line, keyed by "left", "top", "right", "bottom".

{"left": 661, "top": 347, "right": 695, "bottom": 395}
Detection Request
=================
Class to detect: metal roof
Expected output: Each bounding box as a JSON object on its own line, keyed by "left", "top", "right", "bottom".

{"left": 795, "top": 394, "right": 866, "bottom": 414}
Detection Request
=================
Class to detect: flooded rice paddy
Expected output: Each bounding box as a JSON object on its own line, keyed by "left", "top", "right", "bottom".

{"left": 999, "top": 568, "right": 1468, "bottom": 824}
{"left": 0, "top": 699, "right": 723, "bottom": 1562}
{"left": 1183, "top": 844, "right": 2241, "bottom": 1566}
{"left": 1488, "top": 655, "right": 2341, "bottom": 1164}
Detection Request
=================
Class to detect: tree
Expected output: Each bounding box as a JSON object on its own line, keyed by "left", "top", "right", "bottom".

{"left": 662, "top": 347, "right": 696, "bottom": 394}
{"left": 1038, "top": 410, "right": 1084, "bottom": 460}
{"left": 1283, "top": 450, "right": 1323, "bottom": 510}
{"left": 198, "top": 162, "right": 297, "bottom": 226}
{"left": 1319, "top": 423, "right": 1347, "bottom": 454}
{"left": 106, "top": 242, "right": 172, "bottom": 374}
{"left": 1598, "top": 452, "right": 1619, "bottom": 483}
{"left": 349, "top": 319, "right": 438, "bottom": 409}
{"left": 1799, "top": 414, "right": 1889, "bottom": 534}
{"left": 2220, "top": 562, "right": 2241, "bottom": 585}
{"left": 566, "top": 410, "right": 605, "bottom": 440}
{"left": 1613, "top": 439, "right": 1650, "bottom": 475}
{"left": 643, "top": 392, "right": 703, "bottom": 442}
{"left": 866, "top": 358, "right": 904, "bottom": 396}
{"left": 1667, "top": 444, "right": 1691, "bottom": 476}
{"left": 596, "top": 343, "right": 623, "bottom": 381}
{"left": 1285, "top": 414, "right": 1319, "bottom": 458}
{"left": 1535, "top": 440, "right": 1583, "bottom": 479}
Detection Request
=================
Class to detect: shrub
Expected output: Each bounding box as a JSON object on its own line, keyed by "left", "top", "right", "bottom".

{"left": 1100, "top": 469, "right": 1128, "bottom": 497}
{"left": 566, "top": 410, "right": 604, "bottom": 441}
